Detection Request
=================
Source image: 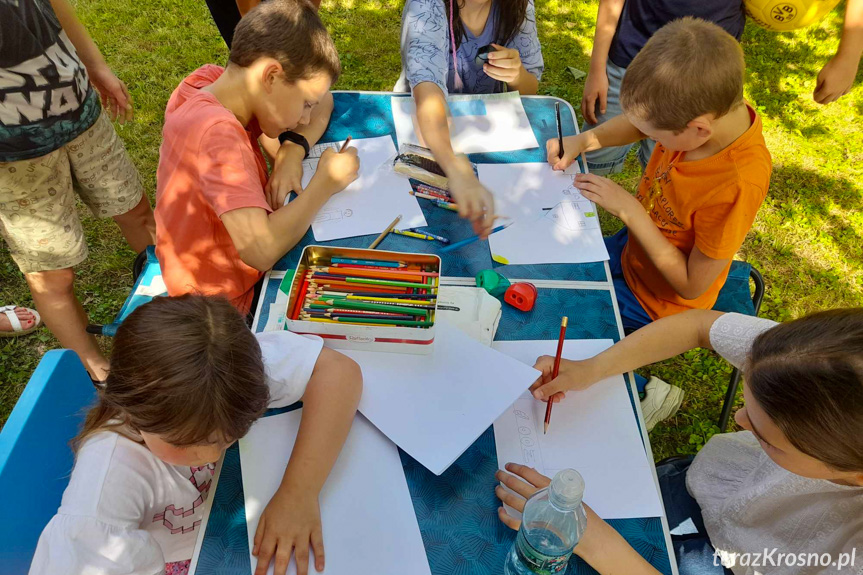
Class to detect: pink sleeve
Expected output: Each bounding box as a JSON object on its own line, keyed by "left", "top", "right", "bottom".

{"left": 198, "top": 120, "right": 271, "bottom": 217}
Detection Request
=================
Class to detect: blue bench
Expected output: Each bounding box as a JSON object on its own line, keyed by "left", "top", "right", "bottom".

{"left": 0, "top": 351, "right": 96, "bottom": 574}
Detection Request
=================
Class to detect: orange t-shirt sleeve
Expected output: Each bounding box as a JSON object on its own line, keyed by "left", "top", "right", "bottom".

{"left": 693, "top": 179, "right": 766, "bottom": 260}
{"left": 198, "top": 120, "right": 271, "bottom": 217}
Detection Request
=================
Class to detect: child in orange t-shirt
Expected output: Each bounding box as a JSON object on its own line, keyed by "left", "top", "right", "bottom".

{"left": 547, "top": 17, "right": 771, "bottom": 416}
{"left": 155, "top": 0, "right": 359, "bottom": 317}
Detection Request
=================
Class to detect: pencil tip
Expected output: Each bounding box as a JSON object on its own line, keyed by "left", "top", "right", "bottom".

{"left": 543, "top": 423, "right": 548, "bottom": 434}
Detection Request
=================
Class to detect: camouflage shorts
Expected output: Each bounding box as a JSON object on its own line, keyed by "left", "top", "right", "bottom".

{"left": 0, "top": 112, "right": 143, "bottom": 274}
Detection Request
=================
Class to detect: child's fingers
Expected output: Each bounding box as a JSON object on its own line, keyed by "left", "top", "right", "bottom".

{"left": 293, "top": 543, "right": 309, "bottom": 575}
{"left": 311, "top": 529, "right": 325, "bottom": 572}
{"left": 582, "top": 92, "right": 597, "bottom": 124}
{"left": 253, "top": 520, "right": 265, "bottom": 555}
{"left": 533, "top": 375, "right": 570, "bottom": 400}
{"left": 504, "top": 462, "right": 552, "bottom": 489}
{"left": 546, "top": 139, "right": 561, "bottom": 165}
{"left": 498, "top": 506, "right": 522, "bottom": 530}
{"left": 495, "top": 485, "right": 526, "bottom": 511}
{"left": 495, "top": 468, "right": 540, "bottom": 498}
{"left": 254, "top": 539, "right": 277, "bottom": 575}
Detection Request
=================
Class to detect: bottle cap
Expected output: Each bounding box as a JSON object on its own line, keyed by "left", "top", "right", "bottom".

{"left": 549, "top": 469, "right": 585, "bottom": 510}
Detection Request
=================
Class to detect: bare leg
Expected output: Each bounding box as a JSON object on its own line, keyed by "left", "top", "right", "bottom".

{"left": 113, "top": 195, "right": 156, "bottom": 254}
{"left": 25, "top": 268, "right": 108, "bottom": 381}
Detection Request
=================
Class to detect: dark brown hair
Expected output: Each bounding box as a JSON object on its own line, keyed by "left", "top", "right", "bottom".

{"left": 747, "top": 308, "right": 863, "bottom": 472}
{"left": 445, "top": 0, "right": 529, "bottom": 51}
{"left": 620, "top": 17, "right": 744, "bottom": 132}
{"left": 229, "top": 0, "right": 341, "bottom": 83}
{"left": 74, "top": 295, "right": 269, "bottom": 450}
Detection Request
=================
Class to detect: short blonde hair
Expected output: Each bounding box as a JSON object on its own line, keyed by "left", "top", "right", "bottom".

{"left": 620, "top": 17, "right": 745, "bottom": 132}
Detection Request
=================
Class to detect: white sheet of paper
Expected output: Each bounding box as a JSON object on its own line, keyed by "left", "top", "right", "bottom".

{"left": 391, "top": 93, "right": 539, "bottom": 154}
{"left": 240, "top": 411, "right": 431, "bottom": 575}
{"left": 491, "top": 340, "right": 664, "bottom": 520}
{"left": 296, "top": 136, "right": 427, "bottom": 241}
{"left": 340, "top": 322, "right": 541, "bottom": 475}
{"left": 478, "top": 163, "right": 610, "bottom": 265}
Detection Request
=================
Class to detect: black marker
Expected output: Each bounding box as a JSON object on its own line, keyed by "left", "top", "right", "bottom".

{"left": 555, "top": 101, "right": 564, "bottom": 161}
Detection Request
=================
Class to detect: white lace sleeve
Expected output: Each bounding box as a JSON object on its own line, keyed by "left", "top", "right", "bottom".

{"left": 708, "top": 313, "right": 778, "bottom": 371}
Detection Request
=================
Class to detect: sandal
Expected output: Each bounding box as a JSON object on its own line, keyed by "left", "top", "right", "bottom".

{"left": 0, "top": 305, "right": 42, "bottom": 337}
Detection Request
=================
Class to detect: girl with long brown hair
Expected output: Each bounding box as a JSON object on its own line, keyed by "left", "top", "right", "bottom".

{"left": 30, "top": 295, "right": 362, "bottom": 575}
{"left": 395, "top": 0, "right": 545, "bottom": 237}
{"left": 501, "top": 308, "right": 863, "bottom": 575}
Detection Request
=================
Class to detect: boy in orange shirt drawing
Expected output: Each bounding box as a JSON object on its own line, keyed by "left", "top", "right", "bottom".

{"left": 547, "top": 18, "right": 771, "bottom": 427}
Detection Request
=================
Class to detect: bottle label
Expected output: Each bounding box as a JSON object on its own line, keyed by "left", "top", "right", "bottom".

{"left": 514, "top": 530, "right": 571, "bottom": 574}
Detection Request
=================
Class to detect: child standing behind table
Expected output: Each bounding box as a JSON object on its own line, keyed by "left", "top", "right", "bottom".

{"left": 396, "top": 0, "right": 545, "bottom": 235}
{"left": 155, "top": 0, "right": 359, "bottom": 319}
{"left": 549, "top": 18, "right": 771, "bottom": 428}
{"left": 30, "top": 295, "right": 362, "bottom": 575}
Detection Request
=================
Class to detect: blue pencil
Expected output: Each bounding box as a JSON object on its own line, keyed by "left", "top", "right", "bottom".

{"left": 439, "top": 222, "right": 512, "bottom": 253}
{"left": 330, "top": 257, "right": 404, "bottom": 268}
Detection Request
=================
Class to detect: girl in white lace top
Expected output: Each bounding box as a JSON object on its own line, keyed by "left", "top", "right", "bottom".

{"left": 496, "top": 308, "right": 863, "bottom": 575}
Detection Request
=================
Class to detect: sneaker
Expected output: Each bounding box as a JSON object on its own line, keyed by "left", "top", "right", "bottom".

{"left": 640, "top": 376, "right": 684, "bottom": 431}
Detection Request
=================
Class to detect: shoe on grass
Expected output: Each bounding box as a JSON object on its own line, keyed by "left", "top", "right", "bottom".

{"left": 640, "top": 376, "right": 684, "bottom": 432}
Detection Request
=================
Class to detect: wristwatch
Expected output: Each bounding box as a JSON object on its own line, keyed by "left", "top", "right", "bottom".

{"left": 278, "top": 130, "right": 310, "bottom": 159}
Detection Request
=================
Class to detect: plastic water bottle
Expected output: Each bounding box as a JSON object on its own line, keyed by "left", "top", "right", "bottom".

{"left": 503, "top": 469, "right": 587, "bottom": 575}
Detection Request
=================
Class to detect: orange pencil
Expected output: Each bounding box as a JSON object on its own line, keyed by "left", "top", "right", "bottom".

{"left": 544, "top": 316, "right": 568, "bottom": 434}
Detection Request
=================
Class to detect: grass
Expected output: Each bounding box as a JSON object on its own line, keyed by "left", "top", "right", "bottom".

{"left": 1, "top": 0, "right": 861, "bottom": 460}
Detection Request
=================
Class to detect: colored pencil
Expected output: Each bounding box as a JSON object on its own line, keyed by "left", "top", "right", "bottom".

{"left": 409, "top": 229, "right": 450, "bottom": 245}
{"left": 392, "top": 229, "right": 435, "bottom": 242}
{"left": 345, "top": 295, "right": 436, "bottom": 305}
{"left": 555, "top": 102, "right": 564, "bottom": 161}
{"left": 416, "top": 183, "right": 452, "bottom": 200}
{"left": 439, "top": 222, "right": 512, "bottom": 253}
{"left": 309, "top": 281, "right": 408, "bottom": 294}
{"left": 316, "top": 290, "right": 436, "bottom": 300}
{"left": 330, "top": 257, "right": 406, "bottom": 268}
{"left": 311, "top": 300, "right": 429, "bottom": 316}
{"left": 544, "top": 316, "right": 568, "bottom": 435}
{"left": 328, "top": 265, "right": 440, "bottom": 277}
{"left": 412, "top": 186, "right": 451, "bottom": 201}
{"left": 339, "top": 135, "right": 353, "bottom": 153}
{"left": 302, "top": 310, "right": 415, "bottom": 321}
{"left": 343, "top": 277, "right": 436, "bottom": 289}
{"left": 369, "top": 214, "right": 402, "bottom": 249}
{"left": 434, "top": 200, "right": 459, "bottom": 212}
{"left": 306, "top": 316, "right": 433, "bottom": 327}
{"left": 290, "top": 276, "right": 310, "bottom": 320}
{"left": 313, "top": 266, "right": 436, "bottom": 281}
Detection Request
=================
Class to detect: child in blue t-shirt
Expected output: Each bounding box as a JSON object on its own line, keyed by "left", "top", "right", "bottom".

{"left": 396, "top": 0, "right": 544, "bottom": 236}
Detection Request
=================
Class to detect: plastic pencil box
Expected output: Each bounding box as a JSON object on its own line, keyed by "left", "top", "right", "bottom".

{"left": 284, "top": 246, "right": 441, "bottom": 354}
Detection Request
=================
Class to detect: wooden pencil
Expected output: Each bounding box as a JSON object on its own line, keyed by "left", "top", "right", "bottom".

{"left": 544, "top": 316, "right": 568, "bottom": 434}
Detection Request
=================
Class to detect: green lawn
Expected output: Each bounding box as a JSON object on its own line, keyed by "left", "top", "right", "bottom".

{"left": 1, "top": 0, "right": 861, "bottom": 460}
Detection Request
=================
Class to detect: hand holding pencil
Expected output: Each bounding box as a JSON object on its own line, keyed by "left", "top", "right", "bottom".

{"left": 313, "top": 139, "right": 359, "bottom": 196}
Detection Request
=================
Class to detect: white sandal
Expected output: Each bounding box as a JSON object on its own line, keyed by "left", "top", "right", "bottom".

{"left": 0, "top": 305, "right": 42, "bottom": 337}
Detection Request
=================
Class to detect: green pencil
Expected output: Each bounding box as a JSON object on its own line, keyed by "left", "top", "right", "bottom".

{"left": 344, "top": 277, "right": 435, "bottom": 289}
{"left": 324, "top": 316, "right": 433, "bottom": 327}
{"left": 309, "top": 300, "right": 429, "bottom": 317}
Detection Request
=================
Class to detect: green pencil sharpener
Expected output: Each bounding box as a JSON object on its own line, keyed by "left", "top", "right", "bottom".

{"left": 475, "top": 269, "right": 510, "bottom": 297}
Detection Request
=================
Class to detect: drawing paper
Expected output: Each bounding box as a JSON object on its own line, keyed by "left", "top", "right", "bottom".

{"left": 240, "top": 411, "right": 431, "bottom": 575}
{"left": 391, "top": 93, "right": 539, "bottom": 154}
{"left": 492, "top": 340, "right": 664, "bottom": 520}
{"left": 340, "top": 321, "right": 541, "bottom": 475}
{"left": 478, "top": 163, "right": 609, "bottom": 264}
{"left": 294, "top": 136, "right": 426, "bottom": 241}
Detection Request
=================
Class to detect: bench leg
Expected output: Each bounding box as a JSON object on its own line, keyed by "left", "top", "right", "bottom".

{"left": 718, "top": 367, "right": 742, "bottom": 432}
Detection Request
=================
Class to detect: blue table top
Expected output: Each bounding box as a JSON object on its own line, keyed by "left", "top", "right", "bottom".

{"left": 194, "top": 91, "right": 674, "bottom": 575}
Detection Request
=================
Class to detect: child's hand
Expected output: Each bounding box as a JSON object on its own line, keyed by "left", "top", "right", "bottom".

{"left": 483, "top": 44, "right": 523, "bottom": 84}
{"left": 574, "top": 173, "right": 642, "bottom": 224}
{"left": 530, "top": 356, "right": 602, "bottom": 401}
{"left": 447, "top": 158, "right": 496, "bottom": 237}
{"left": 253, "top": 487, "right": 324, "bottom": 575}
{"left": 581, "top": 67, "right": 609, "bottom": 124}
{"left": 267, "top": 143, "right": 307, "bottom": 209}
{"left": 494, "top": 463, "right": 551, "bottom": 531}
{"left": 546, "top": 135, "right": 585, "bottom": 172}
{"left": 813, "top": 53, "right": 859, "bottom": 105}
{"left": 87, "top": 63, "right": 133, "bottom": 124}
{"left": 312, "top": 147, "right": 360, "bottom": 196}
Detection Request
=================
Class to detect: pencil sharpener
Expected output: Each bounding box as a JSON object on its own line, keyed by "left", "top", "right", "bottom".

{"left": 504, "top": 283, "right": 537, "bottom": 312}
{"left": 476, "top": 269, "right": 510, "bottom": 297}
{"left": 475, "top": 44, "right": 493, "bottom": 67}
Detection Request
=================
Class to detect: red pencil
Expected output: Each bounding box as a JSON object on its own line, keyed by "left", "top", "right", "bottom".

{"left": 290, "top": 276, "right": 311, "bottom": 320}
{"left": 544, "top": 316, "right": 568, "bottom": 434}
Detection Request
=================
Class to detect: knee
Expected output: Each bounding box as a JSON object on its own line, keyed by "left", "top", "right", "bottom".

{"left": 115, "top": 196, "right": 155, "bottom": 226}
{"left": 25, "top": 268, "right": 76, "bottom": 297}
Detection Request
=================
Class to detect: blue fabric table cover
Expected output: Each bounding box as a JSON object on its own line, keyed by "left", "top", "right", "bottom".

{"left": 194, "top": 92, "right": 674, "bottom": 575}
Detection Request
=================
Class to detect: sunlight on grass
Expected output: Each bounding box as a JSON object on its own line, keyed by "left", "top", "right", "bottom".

{"left": 1, "top": 0, "right": 861, "bottom": 459}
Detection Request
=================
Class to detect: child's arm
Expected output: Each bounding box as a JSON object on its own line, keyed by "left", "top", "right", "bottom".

{"left": 414, "top": 82, "right": 496, "bottom": 236}
{"left": 252, "top": 348, "right": 362, "bottom": 575}
{"left": 48, "top": 0, "right": 132, "bottom": 122}
{"left": 221, "top": 146, "right": 359, "bottom": 271}
{"left": 496, "top": 464, "right": 662, "bottom": 575}
{"left": 260, "top": 92, "right": 335, "bottom": 209}
{"left": 530, "top": 309, "right": 722, "bottom": 400}
{"left": 582, "top": 0, "right": 625, "bottom": 124}
{"left": 547, "top": 114, "right": 645, "bottom": 171}
{"left": 573, "top": 173, "right": 731, "bottom": 300}
{"left": 814, "top": 0, "right": 862, "bottom": 104}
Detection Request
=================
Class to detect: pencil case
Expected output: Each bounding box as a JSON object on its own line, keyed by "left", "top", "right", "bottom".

{"left": 284, "top": 245, "right": 441, "bottom": 355}
{"left": 392, "top": 144, "right": 476, "bottom": 191}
